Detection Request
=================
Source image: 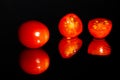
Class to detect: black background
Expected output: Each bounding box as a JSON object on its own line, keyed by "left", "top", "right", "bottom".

{"left": 0, "top": 0, "right": 118, "bottom": 79}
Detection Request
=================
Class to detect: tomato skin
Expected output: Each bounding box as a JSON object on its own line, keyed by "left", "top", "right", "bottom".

{"left": 18, "top": 20, "right": 50, "bottom": 48}
{"left": 88, "top": 18, "right": 112, "bottom": 38}
{"left": 88, "top": 39, "right": 111, "bottom": 56}
{"left": 58, "top": 37, "right": 82, "bottom": 59}
{"left": 19, "top": 49, "right": 50, "bottom": 75}
{"left": 58, "top": 13, "right": 83, "bottom": 39}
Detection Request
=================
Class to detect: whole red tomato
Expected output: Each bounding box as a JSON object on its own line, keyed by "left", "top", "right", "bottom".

{"left": 88, "top": 18, "right": 112, "bottom": 38}
{"left": 58, "top": 13, "right": 83, "bottom": 39}
{"left": 18, "top": 20, "right": 50, "bottom": 48}
{"left": 19, "top": 49, "right": 50, "bottom": 75}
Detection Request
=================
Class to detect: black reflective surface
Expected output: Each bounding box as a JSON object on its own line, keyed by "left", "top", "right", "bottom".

{"left": 0, "top": 0, "right": 118, "bottom": 79}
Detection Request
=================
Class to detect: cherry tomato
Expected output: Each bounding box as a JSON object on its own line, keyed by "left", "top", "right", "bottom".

{"left": 18, "top": 20, "right": 50, "bottom": 48}
{"left": 88, "top": 18, "right": 112, "bottom": 38}
{"left": 58, "top": 37, "right": 82, "bottom": 59}
{"left": 58, "top": 13, "right": 83, "bottom": 39}
{"left": 88, "top": 39, "right": 111, "bottom": 56}
{"left": 19, "top": 49, "right": 50, "bottom": 75}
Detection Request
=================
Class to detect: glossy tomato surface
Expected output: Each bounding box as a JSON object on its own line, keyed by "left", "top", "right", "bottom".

{"left": 58, "top": 37, "right": 82, "bottom": 59}
{"left": 88, "top": 39, "right": 111, "bottom": 56}
{"left": 58, "top": 13, "right": 83, "bottom": 39}
{"left": 18, "top": 20, "right": 50, "bottom": 48}
{"left": 19, "top": 49, "right": 50, "bottom": 75}
{"left": 88, "top": 18, "right": 112, "bottom": 38}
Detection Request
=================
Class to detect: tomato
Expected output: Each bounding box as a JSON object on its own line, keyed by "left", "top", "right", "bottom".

{"left": 19, "top": 49, "right": 50, "bottom": 75}
{"left": 88, "top": 39, "right": 111, "bottom": 56}
{"left": 18, "top": 20, "right": 50, "bottom": 48}
{"left": 58, "top": 37, "right": 82, "bottom": 59}
{"left": 88, "top": 18, "right": 112, "bottom": 38}
{"left": 58, "top": 13, "right": 83, "bottom": 39}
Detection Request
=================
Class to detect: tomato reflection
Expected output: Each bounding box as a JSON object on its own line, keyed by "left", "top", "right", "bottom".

{"left": 88, "top": 39, "right": 111, "bottom": 56}
{"left": 58, "top": 37, "right": 82, "bottom": 59}
{"left": 19, "top": 49, "right": 50, "bottom": 75}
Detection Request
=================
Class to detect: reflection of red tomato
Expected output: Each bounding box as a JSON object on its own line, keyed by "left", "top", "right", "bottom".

{"left": 19, "top": 49, "right": 50, "bottom": 75}
{"left": 88, "top": 18, "right": 112, "bottom": 38}
{"left": 18, "top": 20, "right": 50, "bottom": 48}
{"left": 58, "top": 13, "right": 83, "bottom": 39}
{"left": 88, "top": 39, "right": 111, "bottom": 56}
{"left": 58, "top": 37, "right": 82, "bottom": 59}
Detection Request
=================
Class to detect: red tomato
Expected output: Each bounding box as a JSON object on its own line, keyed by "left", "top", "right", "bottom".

{"left": 88, "top": 39, "right": 111, "bottom": 56}
{"left": 19, "top": 49, "right": 50, "bottom": 75}
{"left": 18, "top": 20, "right": 50, "bottom": 48}
{"left": 58, "top": 37, "right": 82, "bottom": 59}
{"left": 58, "top": 13, "right": 83, "bottom": 39}
{"left": 88, "top": 18, "right": 112, "bottom": 38}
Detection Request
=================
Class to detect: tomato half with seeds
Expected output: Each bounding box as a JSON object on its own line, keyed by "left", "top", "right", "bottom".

{"left": 88, "top": 18, "right": 112, "bottom": 38}
{"left": 58, "top": 13, "right": 83, "bottom": 39}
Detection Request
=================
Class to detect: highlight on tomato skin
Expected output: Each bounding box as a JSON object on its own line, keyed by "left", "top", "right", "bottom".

{"left": 88, "top": 18, "right": 112, "bottom": 39}
{"left": 58, "top": 37, "right": 83, "bottom": 59}
{"left": 87, "top": 39, "right": 111, "bottom": 56}
{"left": 58, "top": 13, "right": 83, "bottom": 39}
{"left": 18, "top": 20, "right": 50, "bottom": 48}
{"left": 19, "top": 49, "right": 50, "bottom": 75}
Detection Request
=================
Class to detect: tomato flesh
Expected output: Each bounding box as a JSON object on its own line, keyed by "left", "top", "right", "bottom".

{"left": 88, "top": 18, "right": 112, "bottom": 38}
{"left": 58, "top": 13, "right": 83, "bottom": 39}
